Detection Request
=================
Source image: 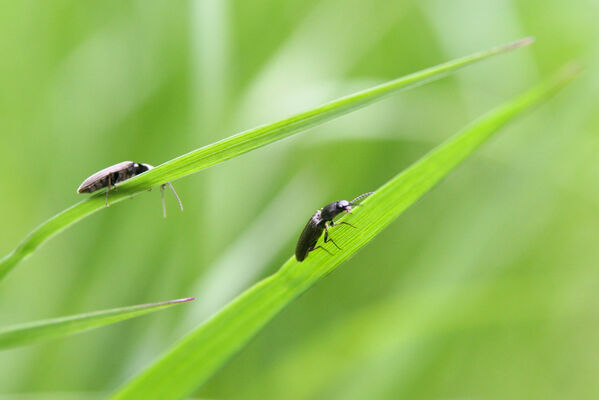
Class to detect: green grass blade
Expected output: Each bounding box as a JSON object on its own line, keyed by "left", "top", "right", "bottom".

{"left": 0, "top": 38, "right": 533, "bottom": 281}
{"left": 0, "top": 297, "right": 194, "bottom": 350}
{"left": 110, "top": 65, "right": 579, "bottom": 400}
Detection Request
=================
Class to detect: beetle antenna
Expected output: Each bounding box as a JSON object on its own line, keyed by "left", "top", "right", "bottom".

{"left": 167, "top": 182, "right": 184, "bottom": 211}
{"left": 350, "top": 191, "right": 374, "bottom": 205}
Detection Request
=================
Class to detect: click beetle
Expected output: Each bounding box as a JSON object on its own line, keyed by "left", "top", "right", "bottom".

{"left": 77, "top": 161, "right": 183, "bottom": 217}
{"left": 295, "top": 192, "right": 373, "bottom": 262}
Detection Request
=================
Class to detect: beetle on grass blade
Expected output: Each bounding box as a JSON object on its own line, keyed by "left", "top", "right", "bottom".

{"left": 77, "top": 161, "right": 183, "bottom": 218}
{"left": 295, "top": 192, "right": 373, "bottom": 262}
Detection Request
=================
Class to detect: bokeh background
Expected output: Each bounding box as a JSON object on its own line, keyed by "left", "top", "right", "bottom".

{"left": 1, "top": 1, "right": 598, "bottom": 399}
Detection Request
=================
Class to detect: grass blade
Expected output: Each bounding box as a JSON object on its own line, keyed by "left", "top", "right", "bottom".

{"left": 0, "top": 38, "right": 533, "bottom": 281}
{"left": 0, "top": 297, "right": 194, "bottom": 350}
{"left": 110, "top": 65, "right": 579, "bottom": 400}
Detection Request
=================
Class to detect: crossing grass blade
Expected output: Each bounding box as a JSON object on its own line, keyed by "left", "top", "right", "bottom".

{"left": 0, "top": 38, "right": 534, "bottom": 281}
{"left": 109, "top": 64, "right": 579, "bottom": 400}
{"left": 0, "top": 297, "right": 194, "bottom": 350}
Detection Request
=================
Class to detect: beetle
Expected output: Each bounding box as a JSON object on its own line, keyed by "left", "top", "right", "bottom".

{"left": 295, "top": 192, "right": 373, "bottom": 262}
{"left": 77, "top": 161, "right": 183, "bottom": 218}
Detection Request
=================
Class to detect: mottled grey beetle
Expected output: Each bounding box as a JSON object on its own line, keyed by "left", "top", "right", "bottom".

{"left": 77, "top": 161, "right": 183, "bottom": 218}
{"left": 295, "top": 192, "right": 373, "bottom": 262}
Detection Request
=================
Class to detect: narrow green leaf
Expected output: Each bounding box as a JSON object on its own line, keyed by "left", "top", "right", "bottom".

{"left": 0, "top": 297, "right": 194, "bottom": 350}
{"left": 0, "top": 38, "right": 533, "bottom": 281}
{"left": 110, "top": 65, "right": 578, "bottom": 400}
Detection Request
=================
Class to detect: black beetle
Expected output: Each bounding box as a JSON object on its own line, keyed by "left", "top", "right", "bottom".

{"left": 295, "top": 192, "right": 373, "bottom": 262}
{"left": 77, "top": 161, "right": 183, "bottom": 217}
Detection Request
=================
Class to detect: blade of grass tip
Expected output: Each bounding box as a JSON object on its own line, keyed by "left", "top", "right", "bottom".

{"left": 127, "top": 37, "right": 535, "bottom": 189}
{"left": 0, "top": 38, "right": 533, "bottom": 281}
{"left": 0, "top": 297, "right": 194, "bottom": 350}
{"left": 110, "top": 64, "right": 579, "bottom": 400}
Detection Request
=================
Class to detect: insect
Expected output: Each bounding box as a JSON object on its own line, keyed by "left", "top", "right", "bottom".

{"left": 295, "top": 192, "right": 373, "bottom": 262}
{"left": 77, "top": 161, "right": 183, "bottom": 217}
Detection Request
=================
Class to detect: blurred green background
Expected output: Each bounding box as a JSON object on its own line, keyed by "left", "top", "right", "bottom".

{"left": 0, "top": 0, "right": 597, "bottom": 399}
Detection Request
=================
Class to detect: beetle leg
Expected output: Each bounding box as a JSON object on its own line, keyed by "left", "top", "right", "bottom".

{"left": 330, "top": 221, "right": 357, "bottom": 229}
{"left": 160, "top": 184, "right": 167, "bottom": 218}
{"left": 310, "top": 245, "right": 333, "bottom": 257}
{"left": 327, "top": 237, "right": 342, "bottom": 250}
{"left": 166, "top": 182, "right": 184, "bottom": 211}
{"left": 324, "top": 225, "right": 342, "bottom": 250}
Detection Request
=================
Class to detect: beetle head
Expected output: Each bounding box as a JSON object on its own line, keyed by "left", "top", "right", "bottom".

{"left": 134, "top": 163, "right": 154, "bottom": 174}
{"left": 321, "top": 200, "right": 352, "bottom": 220}
{"left": 337, "top": 200, "right": 352, "bottom": 212}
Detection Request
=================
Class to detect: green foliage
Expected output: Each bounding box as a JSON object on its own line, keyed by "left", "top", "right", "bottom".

{"left": 0, "top": 297, "right": 194, "bottom": 350}
{"left": 0, "top": 38, "right": 531, "bottom": 282}
{"left": 0, "top": 1, "right": 594, "bottom": 398}
{"left": 110, "top": 67, "right": 577, "bottom": 400}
